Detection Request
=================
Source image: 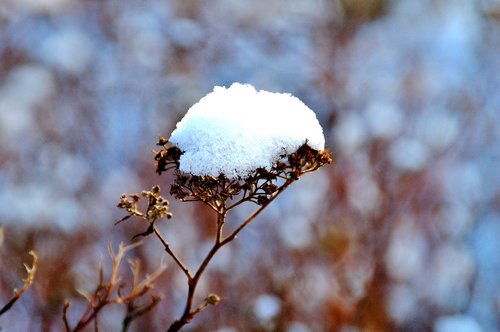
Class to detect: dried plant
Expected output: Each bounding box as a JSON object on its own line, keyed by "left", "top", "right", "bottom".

{"left": 117, "top": 136, "right": 332, "bottom": 331}
{"left": 62, "top": 242, "right": 166, "bottom": 332}
{"left": 0, "top": 249, "right": 38, "bottom": 317}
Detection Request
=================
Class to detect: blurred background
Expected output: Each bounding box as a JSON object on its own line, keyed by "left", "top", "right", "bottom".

{"left": 1, "top": 0, "right": 500, "bottom": 331}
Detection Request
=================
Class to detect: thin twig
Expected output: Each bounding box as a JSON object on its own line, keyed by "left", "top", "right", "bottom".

{"left": 153, "top": 226, "right": 191, "bottom": 279}
{"left": 121, "top": 296, "right": 161, "bottom": 332}
{"left": 64, "top": 242, "right": 164, "bottom": 332}
{"left": 222, "top": 179, "right": 292, "bottom": 245}
{"left": 167, "top": 210, "right": 226, "bottom": 332}
{"left": 94, "top": 312, "right": 99, "bottom": 332}
{"left": 63, "top": 301, "right": 72, "bottom": 332}
{"left": 0, "top": 251, "right": 38, "bottom": 316}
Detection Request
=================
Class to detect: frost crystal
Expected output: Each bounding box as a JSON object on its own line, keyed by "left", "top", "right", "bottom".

{"left": 169, "top": 83, "right": 325, "bottom": 178}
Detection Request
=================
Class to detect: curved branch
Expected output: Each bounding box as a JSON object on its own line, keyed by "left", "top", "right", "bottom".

{"left": 0, "top": 251, "right": 38, "bottom": 316}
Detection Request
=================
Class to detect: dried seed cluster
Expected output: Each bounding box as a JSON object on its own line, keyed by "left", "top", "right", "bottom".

{"left": 117, "top": 185, "right": 173, "bottom": 231}
{"left": 154, "top": 135, "right": 332, "bottom": 212}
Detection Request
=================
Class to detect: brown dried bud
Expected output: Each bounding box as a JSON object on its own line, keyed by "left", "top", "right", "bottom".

{"left": 262, "top": 183, "right": 278, "bottom": 195}
{"left": 257, "top": 195, "right": 270, "bottom": 205}
{"left": 152, "top": 185, "right": 160, "bottom": 194}
{"left": 205, "top": 293, "right": 221, "bottom": 306}
{"left": 288, "top": 153, "right": 301, "bottom": 167}
{"left": 318, "top": 150, "right": 333, "bottom": 164}
{"left": 290, "top": 169, "right": 301, "bottom": 180}
{"left": 157, "top": 135, "right": 169, "bottom": 146}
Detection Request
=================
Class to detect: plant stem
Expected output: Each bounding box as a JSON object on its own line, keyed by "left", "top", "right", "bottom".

{"left": 222, "top": 179, "right": 292, "bottom": 245}
{"left": 154, "top": 226, "right": 192, "bottom": 279}
{"left": 167, "top": 211, "right": 226, "bottom": 332}
{"left": 166, "top": 181, "right": 292, "bottom": 331}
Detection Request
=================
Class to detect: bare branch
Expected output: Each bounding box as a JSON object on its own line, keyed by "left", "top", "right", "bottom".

{"left": 0, "top": 251, "right": 38, "bottom": 316}
{"left": 222, "top": 180, "right": 293, "bottom": 245}
{"left": 63, "top": 301, "right": 71, "bottom": 332}
{"left": 121, "top": 296, "right": 162, "bottom": 332}
{"left": 153, "top": 226, "right": 191, "bottom": 280}
{"left": 63, "top": 242, "right": 164, "bottom": 332}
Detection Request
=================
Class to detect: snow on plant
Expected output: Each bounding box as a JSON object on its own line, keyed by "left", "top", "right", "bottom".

{"left": 117, "top": 83, "right": 332, "bottom": 331}
{"left": 169, "top": 83, "right": 325, "bottom": 178}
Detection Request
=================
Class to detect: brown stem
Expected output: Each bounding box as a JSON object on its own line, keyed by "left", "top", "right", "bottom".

{"left": 167, "top": 210, "right": 226, "bottom": 332}
{"left": 63, "top": 301, "right": 72, "bottom": 332}
{"left": 122, "top": 296, "right": 161, "bottom": 332}
{"left": 73, "top": 293, "right": 110, "bottom": 331}
{"left": 167, "top": 181, "right": 292, "bottom": 331}
{"left": 0, "top": 296, "right": 20, "bottom": 316}
{"left": 222, "top": 179, "right": 292, "bottom": 245}
{"left": 153, "top": 226, "right": 191, "bottom": 279}
{"left": 0, "top": 251, "right": 38, "bottom": 317}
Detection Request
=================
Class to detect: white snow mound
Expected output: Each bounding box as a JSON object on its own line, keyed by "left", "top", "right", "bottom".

{"left": 169, "top": 83, "right": 325, "bottom": 178}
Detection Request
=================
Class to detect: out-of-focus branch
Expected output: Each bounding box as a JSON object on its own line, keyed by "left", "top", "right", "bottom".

{"left": 0, "top": 251, "right": 38, "bottom": 316}
{"left": 62, "top": 242, "right": 166, "bottom": 332}
{"left": 121, "top": 295, "right": 162, "bottom": 332}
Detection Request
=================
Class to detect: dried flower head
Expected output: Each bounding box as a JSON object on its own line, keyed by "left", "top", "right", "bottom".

{"left": 153, "top": 83, "right": 332, "bottom": 212}
{"left": 155, "top": 137, "right": 331, "bottom": 212}
{"left": 116, "top": 185, "right": 173, "bottom": 238}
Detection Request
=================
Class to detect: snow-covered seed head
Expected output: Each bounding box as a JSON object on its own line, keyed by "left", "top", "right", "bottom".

{"left": 154, "top": 83, "right": 332, "bottom": 210}
{"left": 168, "top": 83, "right": 326, "bottom": 179}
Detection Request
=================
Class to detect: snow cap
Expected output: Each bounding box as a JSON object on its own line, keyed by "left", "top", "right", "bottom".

{"left": 169, "top": 83, "right": 325, "bottom": 178}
